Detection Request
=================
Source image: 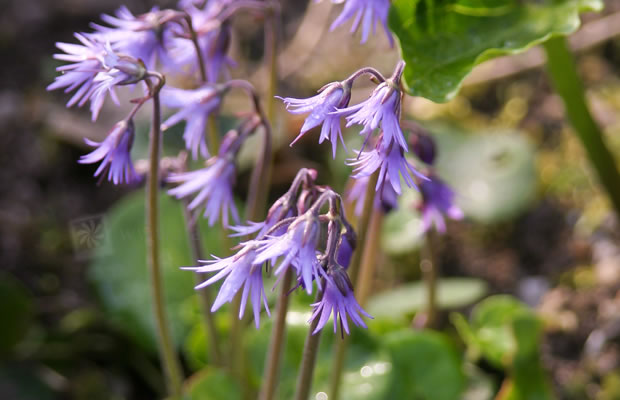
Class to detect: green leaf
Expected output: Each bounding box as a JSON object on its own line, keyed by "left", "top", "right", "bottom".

{"left": 435, "top": 128, "right": 537, "bottom": 223}
{"left": 0, "top": 273, "right": 34, "bottom": 355}
{"left": 184, "top": 367, "right": 241, "bottom": 400}
{"left": 367, "top": 278, "right": 488, "bottom": 320}
{"left": 89, "top": 190, "right": 223, "bottom": 352}
{"left": 388, "top": 0, "right": 603, "bottom": 102}
{"left": 384, "top": 330, "right": 465, "bottom": 400}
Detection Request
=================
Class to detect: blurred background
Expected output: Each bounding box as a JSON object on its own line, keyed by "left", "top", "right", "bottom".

{"left": 1, "top": 0, "right": 620, "bottom": 399}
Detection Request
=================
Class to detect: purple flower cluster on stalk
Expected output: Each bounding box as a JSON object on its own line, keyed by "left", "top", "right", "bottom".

{"left": 185, "top": 169, "right": 371, "bottom": 334}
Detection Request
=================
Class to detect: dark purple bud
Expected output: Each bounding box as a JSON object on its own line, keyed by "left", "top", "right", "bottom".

{"left": 410, "top": 130, "right": 436, "bottom": 165}
{"left": 336, "top": 229, "right": 356, "bottom": 269}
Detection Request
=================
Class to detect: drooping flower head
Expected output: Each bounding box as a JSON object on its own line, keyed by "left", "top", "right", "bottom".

{"left": 418, "top": 174, "right": 463, "bottom": 233}
{"left": 333, "top": 77, "right": 407, "bottom": 152}
{"left": 330, "top": 0, "right": 393, "bottom": 46}
{"left": 348, "top": 136, "right": 426, "bottom": 195}
{"left": 79, "top": 119, "right": 137, "bottom": 184}
{"left": 91, "top": 6, "right": 181, "bottom": 70}
{"left": 161, "top": 84, "right": 222, "bottom": 159}
{"left": 278, "top": 81, "right": 352, "bottom": 158}
{"left": 167, "top": 133, "right": 239, "bottom": 226}
{"left": 346, "top": 173, "right": 398, "bottom": 216}
{"left": 185, "top": 247, "right": 270, "bottom": 328}
{"left": 309, "top": 265, "right": 372, "bottom": 335}
{"left": 253, "top": 212, "right": 323, "bottom": 295}
{"left": 47, "top": 33, "right": 146, "bottom": 121}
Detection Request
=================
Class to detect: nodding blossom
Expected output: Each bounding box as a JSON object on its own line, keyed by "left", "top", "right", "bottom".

{"left": 92, "top": 6, "right": 178, "bottom": 70}
{"left": 172, "top": 1, "right": 236, "bottom": 82}
{"left": 278, "top": 82, "right": 351, "bottom": 158}
{"left": 346, "top": 173, "right": 398, "bottom": 216}
{"left": 161, "top": 85, "right": 221, "bottom": 160}
{"left": 167, "top": 152, "right": 239, "bottom": 227}
{"left": 348, "top": 137, "right": 426, "bottom": 195}
{"left": 253, "top": 214, "right": 323, "bottom": 295}
{"left": 47, "top": 33, "right": 145, "bottom": 121}
{"left": 309, "top": 265, "right": 372, "bottom": 335}
{"left": 79, "top": 119, "right": 137, "bottom": 185}
{"left": 330, "top": 0, "right": 393, "bottom": 46}
{"left": 418, "top": 174, "right": 463, "bottom": 233}
{"left": 333, "top": 81, "right": 407, "bottom": 151}
{"left": 186, "top": 247, "right": 270, "bottom": 328}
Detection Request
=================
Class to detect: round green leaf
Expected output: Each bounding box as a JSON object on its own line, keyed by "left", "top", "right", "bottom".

{"left": 367, "top": 278, "right": 488, "bottom": 320}
{"left": 389, "top": 0, "right": 603, "bottom": 102}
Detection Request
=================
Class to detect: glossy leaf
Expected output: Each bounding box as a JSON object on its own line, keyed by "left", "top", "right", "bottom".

{"left": 367, "top": 278, "right": 488, "bottom": 320}
{"left": 388, "top": 0, "right": 603, "bottom": 102}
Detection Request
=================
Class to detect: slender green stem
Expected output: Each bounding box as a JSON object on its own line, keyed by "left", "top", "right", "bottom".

{"left": 543, "top": 36, "right": 620, "bottom": 216}
{"left": 328, "top": 172, "right": 379, "bottom": 400}
{"left": 259, "top": 268, "right": 294, "bottom": 400}
{"left": 145, "top": 77, "right": 184, "bottom": 397}
{"left": 294, "top": 290, "right": 324, "bottom": 400}
{"left": 181, "top": 204, "right": 224, "bottom": 366}
{"left": 208, "top": 115, "right": 220, "bottom": 154}
{"left": 415, "top": 230, "right": 438, "bottom": 329}
{"left": 265, "top": 8, "right": 278, "bottom": 124}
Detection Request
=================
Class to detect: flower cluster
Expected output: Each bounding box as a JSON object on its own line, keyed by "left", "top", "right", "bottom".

{"left": 185, "top": 169, "right": 372, "bottom": 334}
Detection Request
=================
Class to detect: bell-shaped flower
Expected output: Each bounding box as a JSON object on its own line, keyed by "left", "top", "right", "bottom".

{"left": 418, "top": 174, "right": 463, "bottom": 233}
{"left": 330, "top": 0, "right": 393, "bottom": 46}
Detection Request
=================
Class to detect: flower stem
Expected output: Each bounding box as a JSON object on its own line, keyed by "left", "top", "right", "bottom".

{"left": 294, "top": 290, "right": 324, "bottom": 400}
{"left": 265, "top": 7, "right": 278, "bottom": 124}
{"left": 543, "top": 36, "right": 620, "bottom": 216}
{"left": 259, "top": 268, "right": 294, "bottom": 400}
{"left": 328, "top": 171, "right": 378, "bottom": 400}
{"left": 329, "top": 204, "right": 382, "bottom": 400}
{"left": 414, "top": 230, "right": 438, "bottom": 329}
{"left": 180, "top": 203, "right": 224, "bottom": 366}
{"left": 145, "top": 77, "right": 184, "bottom": 397}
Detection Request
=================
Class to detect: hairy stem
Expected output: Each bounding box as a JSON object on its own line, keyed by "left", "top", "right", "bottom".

{"left": 259, "top": 268, "right": 294, "bottom": 400}
{"left": 543, "top": 36, "right": 620, "bottom": 216}
{"left": 294, "top": 290, "right": 324, "bottom": 400}
{"left": 329, "top": 172, "right": 379, "bottom": 399}
{"left": 146, "top": 78, "right": 184, "bottom": 397}
{"left": 181, "top": 204, "right": 224, "bottom": 366}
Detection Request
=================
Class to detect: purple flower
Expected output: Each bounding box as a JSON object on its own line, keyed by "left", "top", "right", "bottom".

{"left": 348, "top": 138, "right": 426, "bottom": 195}
{"left": 309, "top": 266, "right": 371, "bottom": 335}
{"left": 170, "top": 3, "right": 236, "bottom": 82}
{"left": 333, "top": 83, "right": 407, "bottom": 151}
{"left": 92, "top": 6, "right": 177, "bottom": 69}
{"left": 47, "top": 33, "right": 144, "bottom": 121}
{"left": 79, "top": 120, "right": 137, "bottom": 184}
{"left": 347, "top": 174, "right": 398, "bottom": 216}
{"left": 278, "top": 82, "right": 351, "bottom": 158}
{"left": 187, "top": 248, "right": 270, "bottom": 328}
{"left": 336, "top": 232, "right": 356, "bottom": 269}
{"left": 161, "top": 85, "right": 221, "bottom": 160}
{"left": 253, "top": 215, "right": 322, "bottom": 295}
{"left": 167, "top": 155, "right": 239, "bottom": 226}
{"left": 418, "top": 175, "right": 463, "bottom": 233}
{"left": 330, "top": 0, "right": 393, "bottom": 46}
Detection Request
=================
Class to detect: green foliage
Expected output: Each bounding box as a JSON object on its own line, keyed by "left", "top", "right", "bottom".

{"left": 452, "top": 295, "right": 554, "bottom": 400}
{"left": 384, "top": 330, "right": 465, "bottom": 400}
{"left": 184, "top": 367, "right": 241, "bottom": 400}
{"left": 388, "top": 0, "right": 603, "bottom": 102}
{"left": 0, "top": 273, "right": 33, "bottom": 355}
{"left": 89, "top": 190, "right": 223, "bottom": 352}
{"left": 434, "top": 128, "right": 537, "bottom": 222}
{"left": 367, "top": 278, "right": 488, "bottom": 320}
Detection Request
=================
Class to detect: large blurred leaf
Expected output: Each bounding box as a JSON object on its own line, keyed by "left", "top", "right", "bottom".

{"left": 184, "top": 367, "right": 241, "bottom": 400}
{"left": 0, "top": 273, "right": 33, "bottom": 355}
{"left": 89, "top": 190, "right": 223, "bottom": 352}
{"left": 367, "top": 278, "right": 488, "bottom": 320}
{"left": 389, "top": 0, "right": 603, "bottom": 102}
{"left": 435, "top": 129, "right": 537, "bottom": 223}
{"left": 384, "top": 330, "right": 465, "bottom": 400}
